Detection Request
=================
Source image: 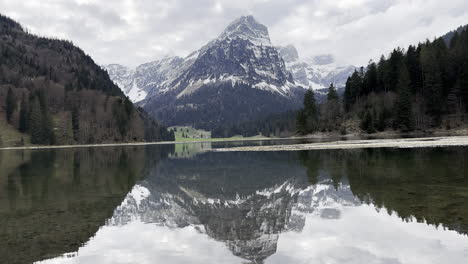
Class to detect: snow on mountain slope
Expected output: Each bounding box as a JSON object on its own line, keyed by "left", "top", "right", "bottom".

{"left": 131, "top": 15, "right": 304, "bottom": 128}
{"left": 104, "top": 56, "right": 184, "bottom": 103}
{"left": 157, "top": 15, "right": 295, "bottom": 98}
{"left": 105, "top": 18, "right": 355, "bottom": 105}
{"left": 277, "top": 45, "right": 356, "bottom": 90}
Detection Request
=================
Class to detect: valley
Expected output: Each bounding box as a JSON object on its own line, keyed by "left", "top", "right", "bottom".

{"left": 2, "top": 3, "right": 468, "bottom": 264}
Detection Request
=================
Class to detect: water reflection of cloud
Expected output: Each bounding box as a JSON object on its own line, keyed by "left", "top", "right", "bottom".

{"left": 38, "top": 222, "right": 242, "bottom": 264}
{"left": 40, "top": 202, "right": 468, "bottom": 264}
{"left": 269, "top": 204, "right": 468, "bottom": 264}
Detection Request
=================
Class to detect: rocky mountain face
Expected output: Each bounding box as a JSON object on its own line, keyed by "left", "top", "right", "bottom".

{"left": 104, "top": 16, "right": 356, "bottom": 129}
{"left": 277, "top": 45, "right": 356, "bottom": 90}
{"left": 104, "top": 56, "right": 184, "bottom": 103}
{"left": 106, "top": 16, "right": 303, "bottom": 129}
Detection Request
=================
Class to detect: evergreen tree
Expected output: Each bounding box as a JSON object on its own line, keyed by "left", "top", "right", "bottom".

{"left": 387, "top": 48, "right": 405, "bottom": 91}
{"left": 303, "top": 89, "right": 319, "bottom": 132}
{"left": 72, "top": 107, "right": 80, "bottom": 141}
{"left": 327, "top": 83, "right": 339, "bottom": 101}
{"left": 405, "top": 45, "right": 422, "bottom": 94}
{"left": 421, "top": 45, "right": 444, "bottom": 126}
{"left": 29, "top": 97, "right": 43, "bottom": 144}
{"left": 395, "top": 64, "right": 414, "bottom": 131}
{"left": 19, "top": 94, "right": 28, "bottom": 133}
{"left": 363, "top": 61, "right": 378, "bottom": 94}
{"left": 296, "top": 109, "right": 307, "bottom": 135}
{"left": 360, "top": 109, "right": 375, "bottom": 134}
{"left": 458, "top": 49, "right": 468, "bottom": 111}
{"left": 6, "top": 87, "right": 16, "bottom": 123}
{"left": 344, "top": 70, "right": 363, "bottom": 111}
{"left": 377, "top": 55, "right": 389, "bottom": 92}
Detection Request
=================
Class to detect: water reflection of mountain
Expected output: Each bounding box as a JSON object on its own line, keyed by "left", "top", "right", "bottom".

{"left": 111, "top": 148, "right": 468, "bottom": 263}
{"left": 111, "top": 151, "right": 361, "bottom": 263}
{"left": 0, "top": 145, "right": 174, "bottom": 264}
{"left": 2, "top": 145, "right": 468, "bottom": 264}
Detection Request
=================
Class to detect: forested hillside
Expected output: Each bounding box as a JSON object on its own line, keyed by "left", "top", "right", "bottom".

{"left": 341, "top": 25, "right": 468, "bottom": 133}
{"left": 295, "top": 25, "right": 468, "bottom": 136}
{"left": 0, "top": 14, "right": 174, "bottom": 146}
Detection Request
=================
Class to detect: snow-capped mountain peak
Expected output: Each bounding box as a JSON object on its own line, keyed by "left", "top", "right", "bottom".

{"left": 106, "top": 16, "right": 304, "bottom": 128}
{"left": 277, "top": 45, "right": 356, "bottom": 90}
{"left": 218, "top": 15, "right": 272, "bottom": 47}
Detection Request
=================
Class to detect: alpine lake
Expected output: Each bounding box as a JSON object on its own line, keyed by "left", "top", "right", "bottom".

{"left": 1, "top": 139, "right": 468, "bottom": 264}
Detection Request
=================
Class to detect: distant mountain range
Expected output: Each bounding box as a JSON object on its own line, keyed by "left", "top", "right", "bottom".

{"left": 104, "top": 16, "right": 355, "bottom": 129}
{"left": 277, "top": 45, "right": 355, "bottom": 90}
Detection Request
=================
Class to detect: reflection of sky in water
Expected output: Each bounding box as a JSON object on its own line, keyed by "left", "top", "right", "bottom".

{"left": 38, "top": 181, "right": 468, "bottom": 264}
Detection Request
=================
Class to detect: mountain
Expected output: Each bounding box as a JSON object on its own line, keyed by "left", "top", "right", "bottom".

{"left": 277, "top": 45, "right": 356, "bottom": 90}
{"left": 104, "top": 56, "right": 184, "bottom": 103}
{"left": 0, "top": 14, "right": 174, "bottom": 146}
{"left": 442, "top": 24, "right": 468, "bottom": 45}
{"left": 107, "top": 16, "right": 304, "bottom": 130}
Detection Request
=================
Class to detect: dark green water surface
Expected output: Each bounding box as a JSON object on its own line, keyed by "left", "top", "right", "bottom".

{"left": 1, "top": 142, "right": 468, "bottom": 264}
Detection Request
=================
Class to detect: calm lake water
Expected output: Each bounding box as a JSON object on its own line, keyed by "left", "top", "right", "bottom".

{"left": 1, "top": 141, "right": 468, "bottom": 264}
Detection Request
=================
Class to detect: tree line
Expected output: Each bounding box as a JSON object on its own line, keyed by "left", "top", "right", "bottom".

{"left": 297, "top": 26, "right": 468, "bottom": 135}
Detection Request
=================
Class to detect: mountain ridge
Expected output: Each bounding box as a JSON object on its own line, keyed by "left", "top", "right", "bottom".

{"left": 0, "top": 13, "right": 174, "bottom": 146}
{"left": 104, "top": 15, "right": 304, "bottom": 129}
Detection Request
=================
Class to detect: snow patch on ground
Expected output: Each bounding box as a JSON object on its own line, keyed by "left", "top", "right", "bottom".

{"left": 211, "top": 136, "right": 468, "bottom": 152}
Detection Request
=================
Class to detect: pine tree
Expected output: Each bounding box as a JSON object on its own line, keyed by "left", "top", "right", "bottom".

{"left": 72, "top": 107, "right": 80, "bottom": 141}
{"left": 303, "top": 89, "right": 318, "bottom": 132}
{"left": 406, "top": 45, "right": 422, "bottom": 94}
{"left": 360, "top": 109, "right": 375, "bottom": 134}
{"left": 388, "top": 48, "right": 405, "bottom": 91}
{"left": 344, "top": 70, "right": 363, "bottom": 111}
{"left": 296, "top": 109, "right": 307, "bottom": 135}
{"left": 327, "top": 83, "right": 339, "bottom": 101}
{"left": 395, "top": 64, "right": 414, "bottom": 131}
{"left": 6, "top": 87, "right": 16, "bottom": 124}
{"left": 363, "top": 61, "right": 378, "bottom": 94}
{"left": 29, "top": 97, "right": 43, "bottom": 144}
{"left": 421, "top": 45, "right": 444, "bottom": 126}
{"left": 19, "top": 94, "right": 28, "bottom": 133}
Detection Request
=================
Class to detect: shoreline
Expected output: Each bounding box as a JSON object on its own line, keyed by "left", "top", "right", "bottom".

{"left": 210, "top": 136, "right": 468, "bottom": 152}
{"left": 2, "top": 131, "right": 468, "bottom": 151}
{"left": 0, "top": 136, "right": 289, "bottom": 151}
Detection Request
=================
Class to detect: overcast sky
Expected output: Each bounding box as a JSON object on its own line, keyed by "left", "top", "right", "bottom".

{"left": 1, "top": 0, "right": 468, "bottom": 67}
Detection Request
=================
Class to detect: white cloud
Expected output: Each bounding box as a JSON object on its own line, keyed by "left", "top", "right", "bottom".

{"left": 0, "top": 0, "right": 467, "bottom": 67}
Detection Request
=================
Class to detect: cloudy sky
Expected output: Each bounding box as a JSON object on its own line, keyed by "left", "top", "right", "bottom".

{"left": 1, "top": 0, "right": 468, "bottom": 67}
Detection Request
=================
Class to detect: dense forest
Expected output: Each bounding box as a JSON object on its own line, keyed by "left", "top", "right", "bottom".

{"left": 298, "top": 25, "right": 468, "bottom": 135}
{"left": 0, "top": 14, "right": 174, "bottom": 146}
{"left": 212, "top": 110, "right": 297, "bottom": 138}
{"left": 213, "top": 85, "right": 340, "bottom": 138}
